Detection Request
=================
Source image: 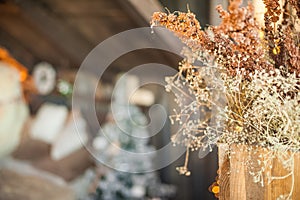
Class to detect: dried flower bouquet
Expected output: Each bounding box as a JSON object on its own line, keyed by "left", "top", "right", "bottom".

{"left": 151, "top": 0, "right": 299, "bottom": 198}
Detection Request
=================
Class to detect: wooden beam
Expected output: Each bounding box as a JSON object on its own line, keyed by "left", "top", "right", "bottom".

{"left": 117, "top": 0, "right": 163, "bottom": 27}
{"left": 0, "top": 28, "right": 36, "bottom": 69}
{"left": 116, "top": 0, "right": 147, "bottom": 27}
{"left": 42, "top": 0, "right": 127, "bottom": 18}
{"left": 0, "top": 15, "right": 70, "bottom": 68}
{"left": 126, "top": 0, "right": 164, "bottom": 23}
{"left": 117, "top": 0, "right": 184, "bottom": 66}
{"left": 13, "top": 0, "right": 94, "bottom": 67}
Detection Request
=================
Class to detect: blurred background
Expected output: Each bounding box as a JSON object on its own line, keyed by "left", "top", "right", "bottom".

{"left": 0, "top": 0, "right": 228, "bottom": 199}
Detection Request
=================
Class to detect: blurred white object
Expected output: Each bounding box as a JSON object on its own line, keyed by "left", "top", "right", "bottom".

{"left": 130, "top": 88, "right": 155, "bottom": 106}
{"left": 30, "top": 103, "right": 68, "bottom": 144}
{"left": 0, "top": 62, "right": 28, "bottom": 158}
{"left": 131, "top": 185, "right": 146, "bottom": 198}
{"left": 33, "top": 62, "right": 56, "bottom": 95}
{"left": 114, "top": 74, "right": 137, "bottom": 105}
{"left": 51, "top": 110, "right": 88, "bottom": 160}
{"left": 92, "top": 136, "right": 108, "bottom": 150}
{"left": 114, "top": 74, "right": 155, "bottom": 106}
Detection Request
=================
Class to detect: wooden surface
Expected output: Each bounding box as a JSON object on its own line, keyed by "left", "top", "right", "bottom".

{"left": 218, "top": 143, "right": 230, "bottom": 200}
{"left": 218, "top": 144, "right": 300, "bottom": 200}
